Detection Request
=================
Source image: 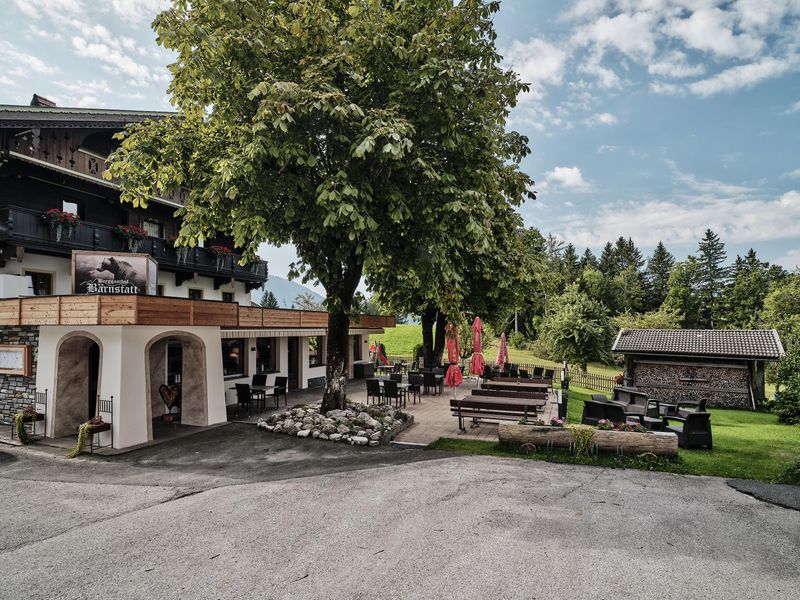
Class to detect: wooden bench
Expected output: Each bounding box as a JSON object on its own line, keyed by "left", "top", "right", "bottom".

{"left": 482, "top": 381, "right": 550, "bottom": 394}
{"left": 450, "top": 396, "right": 547, "bottom": 431}
{"left": 472, "top": 389, "right": 548, "bottom": 402}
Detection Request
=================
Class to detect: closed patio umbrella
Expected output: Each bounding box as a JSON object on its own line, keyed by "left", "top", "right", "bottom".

{"left": 470, "top": 317, "right": 485, "bottom": 376}
{"left": 376, "top": 340, "right": 389, "bottom": 366}
{"left": 495, "top": 332, "right": 509, "bottom": 367}
{"left": 445, "top": 322, "right": 463, "bottom": 389}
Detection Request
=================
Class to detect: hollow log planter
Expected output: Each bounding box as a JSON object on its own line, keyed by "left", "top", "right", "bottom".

{"left": 498, "top": 424, "right": 678, "bottom": 457}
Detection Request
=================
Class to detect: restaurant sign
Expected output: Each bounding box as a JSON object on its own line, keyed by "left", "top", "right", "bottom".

{"left": 72, "top": 251, "right": 158, "bottom": 295}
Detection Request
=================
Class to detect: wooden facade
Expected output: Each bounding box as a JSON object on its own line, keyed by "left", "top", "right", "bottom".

{"left": 0, "top": 295, "right": 395, "bottom": 330}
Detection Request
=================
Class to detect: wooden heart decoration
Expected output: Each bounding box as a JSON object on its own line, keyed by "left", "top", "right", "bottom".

{"left": 159, "top": 384, "right": 180, "bottom": 410}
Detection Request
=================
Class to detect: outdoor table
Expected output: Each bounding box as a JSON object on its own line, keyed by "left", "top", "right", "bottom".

{"left": 483, "top": 380, "right": 549, "bottom": 393}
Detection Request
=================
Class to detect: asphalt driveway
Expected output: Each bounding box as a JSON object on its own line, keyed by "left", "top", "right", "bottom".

{"left": 1, "top": 425, "right": 798, "bottom": 599}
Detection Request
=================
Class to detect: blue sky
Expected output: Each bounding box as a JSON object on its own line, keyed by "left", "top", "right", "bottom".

{"left": 1, "top": 0, "right": 799, "bottom": 292}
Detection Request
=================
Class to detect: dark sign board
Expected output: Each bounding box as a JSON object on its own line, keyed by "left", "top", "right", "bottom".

{"left": 72, "top": 251, "right": 158, "bottom": 295}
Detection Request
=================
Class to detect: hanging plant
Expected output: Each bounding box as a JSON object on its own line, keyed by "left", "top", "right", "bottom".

{"left": 208, "top": 245, "right": 232, "bottom": 270}
{"left": 115, "top": 225, "right": 148, "bottom": 253}
{"left": 66, "top": 415, "right": 105, "bottom": 458}
{"left": 13, "top": 404, "right": 38, "bottom": 444}
{"left": 41, "top": 208, "right": 79, "bottom": 243}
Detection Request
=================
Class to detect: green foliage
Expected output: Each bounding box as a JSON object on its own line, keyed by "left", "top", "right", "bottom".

{"left": 14, "top": 412, "right": 33, "bottom": 444}
{"left": 507, "top": 331, "right": 527, "bottom": 350}
{"left": 645, "top": 241, "right": 674, "bottom": 311}
{"left": 540, "top": 283, "right": 614, "bottom": 371}
{"left": 761, "top": 273, "right": 800, "bottom": 347}
{"left": 696, "top": 229, "right": 730, "bottom": 328}
{"left": 106, "top": 0, "right": 533, "bottom": 410}
{"left": 663, "top": 257, "right": 703, "bottom": 328}
{"left": 613, "top": 306, "right": 682, "bottom": 330}
{"left": 724, "top": 249, "right": 786, "bottom": 329}
{"left": 778, "top": 457, "right": 800, "bottom": 485}
{"left": 294, "top": 292, "right": 322, "bottom": 311}
{"left": 567, "top": 424, "right": 595, "bottom": 458}
{"left": 775, "top": 345, "right": 800, "bottom": 424}
{"left": 259, "top": 289, "right": 279, "bottom": 309}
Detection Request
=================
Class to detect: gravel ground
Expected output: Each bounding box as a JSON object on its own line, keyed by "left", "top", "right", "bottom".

{"left": 1, "top": 426, "right": 798, "bottom": 600}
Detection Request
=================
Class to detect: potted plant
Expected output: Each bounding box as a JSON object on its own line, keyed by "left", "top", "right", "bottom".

{"left": 67, "top": 415, "right": 109, "bottom": 458}
{"left": 208, "top": 245, "right": 232, "bottom": 270}
{"left": 166, "top": 235, "right": 190, "bottom": 264}
{"left": 614, "top": 373, "right": 625, "bottom": 386}
{"left": 41, "top": 208, "right": 79, "bottom": 242}
{"left": 115, "top": 224, "right": 148, "bottom": 252}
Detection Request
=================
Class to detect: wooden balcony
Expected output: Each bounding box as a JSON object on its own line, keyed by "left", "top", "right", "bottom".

{"left": 0, "top": 295, "right": 396, "bottom": 330}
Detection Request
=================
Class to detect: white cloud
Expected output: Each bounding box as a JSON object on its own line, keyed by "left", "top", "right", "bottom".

{"left": 12, "top": 0, "right": 85, "bottom": 20}
{"left": 780, "top": 167, "right": 800, "bottom": 179}
{"left": 572, "top": 11, "right": 658, "bottom": 59}
{"left": 774, "top": 248, "right": 800, "bottom": 271}
{"left": 649, "top": 81, "right": 684, "bottom": 95}
{"left": 647, "top": 51, "right": 706, "bottom": 79}
{"left": 665, "top": 8, "right": 764, "bottom": 59}
{"left": 72, "top": 36, "right": 154, "bottom": 85}
{"left": 0, "top": 41, "right": 56, "bottom": 76}
{"left": 584, "top": 112, "right": 618, "bottom": 126}
{"left": 109, "top": 0, "right": 170, "bottom": 24}
{"left": 783, "top": 99, "right": 800, "bottom": 114}
{"left": 577, "top": 47, "right": 622, "bottom": 89}
{"left": 688, "top": 56, "right": 799, "bottom": 97}
{"left": 504, "top": 38, "right": 569, "bottom": 102}
{"left": 542, "top": 166, "right": 592, "bottom": 192}
{"left": 556, "top": 189, "right": 800, "bottom": 249}
{"left": 597, "top": 144, "right": 619, "bottom": 153}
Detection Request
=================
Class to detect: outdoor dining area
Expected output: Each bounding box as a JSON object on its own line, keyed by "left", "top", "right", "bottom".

{"left": 230, "top": 375, "right": 289, "bottom": 417}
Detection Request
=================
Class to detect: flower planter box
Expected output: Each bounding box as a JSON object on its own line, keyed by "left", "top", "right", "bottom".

{"left": 498, "top": 423, "right": 678, "bottom": 457}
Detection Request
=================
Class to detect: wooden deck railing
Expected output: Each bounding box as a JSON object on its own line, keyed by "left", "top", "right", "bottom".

{"left": 0, "top": 295, "right": 395, "bottom": 329}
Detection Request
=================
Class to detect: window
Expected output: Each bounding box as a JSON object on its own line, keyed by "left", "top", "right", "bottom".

{"left": 188, "top": 288, "right": 203, "bottom": 300}
{"left": 141, "top": 219, "right": 163, "bottom": 238}
{"left": 309, "top": 336, "right": 325, "bottom": 368}
{"left": 61, "top": 199, "right": 80, "bottom": 217}
{"left": 352, "top": 335, "right": 362, "bottom": 361}
{"left": 26, "top": 271, "right": 53, "bottom": 296}
{"left": 222, "top": 292, "right": 234, "bottom": 303}
{"left": 222, "top": 339, "right": 246, "bottom": 377}
{"left": 256, "top": 338, "right": 277, "bottom": 373}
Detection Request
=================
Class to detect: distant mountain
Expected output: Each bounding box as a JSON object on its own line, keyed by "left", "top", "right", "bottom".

{"left": 252, "top": 275, "right": 324, "bottom": 309}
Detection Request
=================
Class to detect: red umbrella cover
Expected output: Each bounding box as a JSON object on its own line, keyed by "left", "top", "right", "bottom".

{"left": 445, "top": 323, "right": 463, "bottom": 387}
{"left": 470, "top": 316, "right": 485, "bottom": 376}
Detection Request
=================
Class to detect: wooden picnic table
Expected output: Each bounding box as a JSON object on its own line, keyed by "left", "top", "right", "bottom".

{"left": 483, "top": 380, "right": 550, "bottom": 393}
{"left": 450, "top": 396, "right": 547, "bottom": 431}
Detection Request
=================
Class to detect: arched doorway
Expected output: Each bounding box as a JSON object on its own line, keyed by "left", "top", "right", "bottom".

{"left": 53, "top": 334, "right": 102, "bottom": 438}
{"left": 145, "top": 332, "right": 208, "bottom": 439}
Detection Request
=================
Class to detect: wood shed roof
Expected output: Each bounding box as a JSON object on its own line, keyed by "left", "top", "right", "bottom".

{"left": 612, "top": 329, "right": 785, "bottom": 360}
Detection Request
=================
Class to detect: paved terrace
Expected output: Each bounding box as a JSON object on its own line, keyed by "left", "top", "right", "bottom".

{"left": 233, "top": 376, "right": 559, "bottom": 446}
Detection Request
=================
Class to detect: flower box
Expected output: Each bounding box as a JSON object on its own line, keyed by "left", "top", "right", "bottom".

{"left": 498, "top": 423, "right": 678, "bottom": 457}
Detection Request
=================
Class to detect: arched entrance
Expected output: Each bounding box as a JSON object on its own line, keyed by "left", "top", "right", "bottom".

{"left": 53, "top": 334, "right": 102, "bottom": 438}
{"left": 145, "top": 332, "right": 208, "bottom": 439}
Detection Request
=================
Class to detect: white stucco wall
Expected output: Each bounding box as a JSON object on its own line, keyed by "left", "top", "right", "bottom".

{"left": 36, "top": 325, "right": 226, "bottom": 449}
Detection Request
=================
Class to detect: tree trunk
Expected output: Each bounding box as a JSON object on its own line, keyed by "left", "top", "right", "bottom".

{"left": 433, "top": 311, "right": 447, "bottom": 365}
{"left": 421, "top": 306, "right": 436, "bottom": 368}
{"left": 321, "top": 306, "right": 351, "bottom": 413}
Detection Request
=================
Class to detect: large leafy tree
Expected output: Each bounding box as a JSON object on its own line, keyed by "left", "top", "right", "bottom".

{"left": 540, "top": 283, "right": 614, "bottom": 371}
{"left": 723, "top": 249, "right": 786, "bottom": 329}
{"left": 663, "top": 257, "right": 703, "bottom": 328}
{"left": 107, "top": 0, "right": 532, "bottom": 411}
{"left": 762, "top": 273, "right": 800, "bottom": 348}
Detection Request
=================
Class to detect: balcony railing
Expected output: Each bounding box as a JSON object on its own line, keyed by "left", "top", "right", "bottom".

{"left": 0, "top": 205, "right": 267, "bottom": 286}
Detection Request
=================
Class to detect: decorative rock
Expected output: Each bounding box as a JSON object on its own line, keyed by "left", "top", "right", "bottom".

{"left": 297, "top": 429, "right": 311, "bottom": 438}
{"left": 336, "top": 424, "right": 350, "bottom": 435}
{"left": 330, "top": 433, "right": 342, "bottom": 441}
{"left": 369, "top": 440, "right": 380, "bottom": 447}
{"left": 351, "top": 436, "right": 369, "bottom": 446}
{"left": 319, "top": 433, "right": 329, "bottom": 440}
{"left": 311, "top": 430, "right": 320, "bottom": 438}
{"left": 356, "top": 430, "right": 367, "bottom": 437}
{"left": 369, "top": 431, "right": 381, "bottom": 441}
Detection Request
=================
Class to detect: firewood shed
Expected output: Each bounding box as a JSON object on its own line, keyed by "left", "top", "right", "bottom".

{"left": 611, "top": 329, "right": 785, "bottom": 410}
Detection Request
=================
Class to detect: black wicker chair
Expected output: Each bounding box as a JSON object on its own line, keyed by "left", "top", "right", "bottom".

{"left": 383, "top": 379, "right": 406, "bottom": 409}
{"left": 366, "top": 378, "right": 383, "bottom": 405}
{"left": 407, "top": 373, "right": 422, "bottom": 404}
{"left": 664, "top": 412, "right": 712, "bottom": 448}
{"left": 270, "top": 376, "right": 288, "bottom": 408}
{"left": 235, "top": 384, "right": 254, "bottom": 417}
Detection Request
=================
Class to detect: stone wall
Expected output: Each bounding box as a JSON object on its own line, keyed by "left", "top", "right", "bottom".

{"left": 0, "top": 326, "right": 39, "bottom": 423}
{"left": 632, "top": 359, "right": 751, "bottom": 409}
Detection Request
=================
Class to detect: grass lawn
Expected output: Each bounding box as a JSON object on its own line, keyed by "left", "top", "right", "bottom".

{"left": 371, "top": 324, "right": 622, "bottom": 377}
{"left": 429, "top": 385, "right": 800, "bottom": 483}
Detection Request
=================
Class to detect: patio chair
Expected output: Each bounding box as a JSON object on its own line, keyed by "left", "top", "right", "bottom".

{"left": 250, "top": 374, "right": 267, "bottom": 412}
{"left": 482, "top": 365, "right": 493, "bottom": 382}
{"left": 664, "top": 412, "right": 712, "bottom": 449}
{"left": 423, "top": 371, "right": 443, "bottom": 396}
{"left": 270, "top": 376, "right": 288, "bottom": 409}
{"left": 235, "top": 384, "right": 254, "bottom": 417}
{"left": 389, "top": 373, "right": 403, "bottom": 383}
{"left": 581, "top": 399, "right": 608, "bottom": 426}
{"left": 543, "top": 368, "right": 555, "bottom": 380}
{"left": 366, "top": 378, "right": 384, "bottom": 405}
{"left": 509, "top": 364, "right": 519, "bottom": 378}
{"left": 393, "top": 363, "right": 403, "bottom": 374}
{"left": 533, "top": 367, "right": 544, "bottom": 378}
{"left": 407, "top": 373, "right": 423, "bottom": 404}
{"left": 519, "top": 368, "right": 529, "bottom": 378}
{"left": 383, "top": 379, "right": 406, "bottom": 409}
{"left": 252, "top": 374, "right": 267, "bottom": 386}
{"left": 675, "top": 398, "right": 707, "bottom": 418}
